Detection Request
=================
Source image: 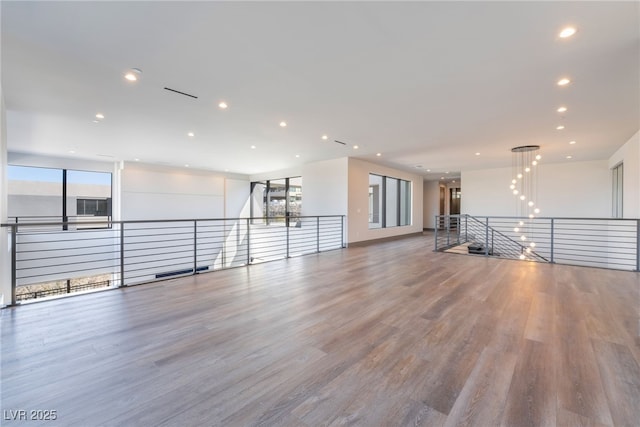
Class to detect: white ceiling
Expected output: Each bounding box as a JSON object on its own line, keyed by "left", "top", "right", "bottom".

{"left": 2, "top": 1, "right": 639, "bottom": 180}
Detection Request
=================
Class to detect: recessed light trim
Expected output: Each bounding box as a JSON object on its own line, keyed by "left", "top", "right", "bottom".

{"left": 218, "top": 101, "right": 228, "bottom": 109}
{"left": 251, "top": 145, "right": 256, "bottom": 149}
{"left": 475, "top": 152, "right": 480, "bottom": 156}
{"left": 187, "top": 132, "right": 195, "bottom": 137}
{"left": 95, "top": 113, "right": 104, "bottom": 119}
{"left": 376, "top": 153, "right": 382, "bottom": 157}
{"left": 557, "top": 106, "right": 567, "bottom": 113}
{"left": 557, "top": 78, "right": 571, "bottom": 86}
{"left": 321, "top": 135, "right": 328, "bottom": 140}
{"left": 556, "top": 125, "right": 565, "bottom": 130}
{"left": 279, "top": 121, "right": 287, "bottom": 127}
{"left": 559, "top": 27, "right": 577, "bottom": 38}
{"left": 353, "top": 145, "right": 359, "bottom": 150}
{"left": 566, "top": 155, "right": 573, "bottom": 159}
{"left": 124, "top": 68, "right": 142, "bottom": 82}
{"left": 569, "top": 140, "right": 576, "bottom": 145}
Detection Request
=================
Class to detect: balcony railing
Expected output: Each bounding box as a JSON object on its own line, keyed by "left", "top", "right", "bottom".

{"left": 435, "top": 214, "right": 639, "bottom": 271}
{"left": 1, "top": 215, "right": 345, "bottom": 305}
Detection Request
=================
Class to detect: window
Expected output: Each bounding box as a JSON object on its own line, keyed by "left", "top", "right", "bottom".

{"left": 369, "top": 174, "right": 411, "bottom": 229}
{"left": 8, "top": 165, "right": 112, "bottom": 227}
{"left": 250, "top": 176, "right": 302, "bottom": 225}
{"left": 77, "top": 199, "right": 110, "bottom": 216}
{"left": 612, "top": 163, "right": 623, "bottom": 218}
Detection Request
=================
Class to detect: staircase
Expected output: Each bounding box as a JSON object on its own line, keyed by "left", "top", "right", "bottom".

{"left": 436, "top": 214, "right": 549, "bottom": 263}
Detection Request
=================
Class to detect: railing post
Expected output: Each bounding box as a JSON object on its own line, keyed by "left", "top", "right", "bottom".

{"left": 434, "top": 216, "right": 438, "bottom": 251}
{"left": 247, "top": 218, "right": 251, "bottom": 264}
{"left": 120, "top": 222, "right": 125, "bottom": 287}
{"left": 193, "top": 220, "right": 198, "bottom": 275}
{"left": 317, "top": 217, "right": 320, "bottom": 253}
{"left": 10, "top": 224, "right": 17, "bottom": 306}
{"left": 636, "top": 219, "right": 639, "bottom": 271}
{"left": 286, "top": 216, "right": 290, "bottom": 258}
{"left": 485, "top": 217, "right": 489, "bottom": 256}
{"left": 550, "top": 218, "right": 555, "bottom": 264}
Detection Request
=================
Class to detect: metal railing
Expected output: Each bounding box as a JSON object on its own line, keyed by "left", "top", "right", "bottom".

{"left": 1, "top": 215, "right": 345, "bottom": 305}
{"left": 435, "top": 214, "right": 640, "bottom": 271}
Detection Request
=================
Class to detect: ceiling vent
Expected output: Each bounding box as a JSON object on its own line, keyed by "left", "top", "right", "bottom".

{"left": 163, "top": 87, "right": 198, "bottom": 99}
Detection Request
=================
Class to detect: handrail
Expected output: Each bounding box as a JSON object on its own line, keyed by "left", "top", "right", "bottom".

{"left": 1, "top": 215, "right": 346, "bottom": 306}
{"left": 435, "top": 214, "right": 639, "bottom": 272}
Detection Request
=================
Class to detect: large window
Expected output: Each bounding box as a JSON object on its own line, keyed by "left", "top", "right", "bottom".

{"left": 612, "top": 162, "right": 623, "bottom": 218}
{"left": 8, "top": 165, "right": 112, "bottom": 227}
{"left": 250, "top": 176, "right": 301, "bottom": 225}
{"left": 369, "top": 174, "right": 411, "bottom": 229}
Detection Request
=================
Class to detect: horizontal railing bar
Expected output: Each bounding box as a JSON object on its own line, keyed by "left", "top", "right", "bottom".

{"left": 1, "top": 215, "right": 346, "bottom": 229}
{"left": 17, "top": 249, "right": 119, "bottom": 262}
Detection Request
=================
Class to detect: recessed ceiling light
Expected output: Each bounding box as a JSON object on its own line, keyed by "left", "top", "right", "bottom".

{"left": 92, "top": 120, "right": 100, "bottom": 123}
{"left": 295, "top": 154, "right": 300, "bottom": 158}
{"left": 134, "top": 158, "right": 140, "bottom": 162}
{"left": 556, "top": 125, "right": 565, "bottom": 130}
{"left": 559, "top": 27, "right": 577, "bottom": 38}
{"left": 376, "top": 153, "right": 382, "bottom": 157}
{"left": 427, "top": 169, "right": 431, "bottom": 172}
{"left": 68, "top": 150, "right": 75, "bottom": 154}
{"left": 557, "top": 78, "right": 571, "bottom": 86}
{"left": 566, "top": 155, "right": 573, "bottom": 159}
{"left": 187, "top": 132, "right": 195, "bottom": 137}
{"left": 251, "top": 145, "right": 256, "bottom": 149}
{"left": 218, "top": 101, "right": 228, "bottom": 109}
{"left": 353, "top": 145, "right": 359, "bottom": 149}
{"left": 475, "top": 152, "right": 480, "bottom": 156}
{"left": 279, "top": 121, "right": 287, "bottom": 127}
{"left": 557, "top": 106, "right": 567, "bottom": 113}
{"left": 95, "top": 113, "right": 104, "bottom": 119}
{"left": 440, "top": 177, "right": 444, "bottom": 180}
{"left": 446, "top": 171, "right": 450, "bottom": 174}
{"left": 321, "top": 135, "right": 328, "bottom": 140}
{"left": 124, "top": 68, "right": 142, "bottom": 82}
{"left": 569, "top": 140, "right": 576, "bottom": 145}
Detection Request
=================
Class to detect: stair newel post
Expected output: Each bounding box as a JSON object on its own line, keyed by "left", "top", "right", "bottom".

{"left": 465, "top": 214, "right": 468, "bottom": 242}
{"left": 485, "top": 217, "right": 489, "bottom": 256}
{"left": 434, "top": 216, "right": 438, "bottom": 251}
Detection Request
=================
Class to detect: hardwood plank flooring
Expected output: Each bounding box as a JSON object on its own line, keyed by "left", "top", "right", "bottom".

{"left": 1, "top": 232, "right": 639, "bottom": 426}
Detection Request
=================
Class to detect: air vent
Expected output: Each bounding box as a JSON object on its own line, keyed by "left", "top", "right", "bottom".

{"left": 163, "top": 87, "right": 198, "bottom": 99}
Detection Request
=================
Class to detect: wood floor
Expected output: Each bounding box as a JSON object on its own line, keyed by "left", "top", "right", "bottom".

{"left": 2, "top": 233, "right": 639, "bottom": 426}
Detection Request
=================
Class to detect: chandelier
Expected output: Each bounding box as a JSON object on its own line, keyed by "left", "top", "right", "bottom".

{"left": 509, "top": 145, "right": 541, "bottom": 260}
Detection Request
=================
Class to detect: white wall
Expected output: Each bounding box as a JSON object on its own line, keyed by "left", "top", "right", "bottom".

{"left": 609, "top": 130, "right": 640, "bottom": 218}
{"left": 121, "top": 163, "right": 228, "bottom": 220}
{"left": 1, "top": 87, "right": 10, "bottom": 306}
{"left": 225, "top": 178, "right": 251, "bottom": 218}
{"left": 422, "top": 180, "right": 441, "bottom": 229}
{"left": 348, "top": 158, "right": 423, "bottom": 243}
{"left": 302, "top": 158, "right": 348, "bottom": 217}
{"left": 462, "top": 160, "right": 611, "bottom": 218}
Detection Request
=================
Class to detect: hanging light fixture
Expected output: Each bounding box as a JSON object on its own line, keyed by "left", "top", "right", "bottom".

{"left": 510, "top": 145, "right": 541, "bottom": 260}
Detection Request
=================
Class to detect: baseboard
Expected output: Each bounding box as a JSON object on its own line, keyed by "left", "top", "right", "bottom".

{"left": 348, "top": 232, "right": 424, "bottom": 247}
